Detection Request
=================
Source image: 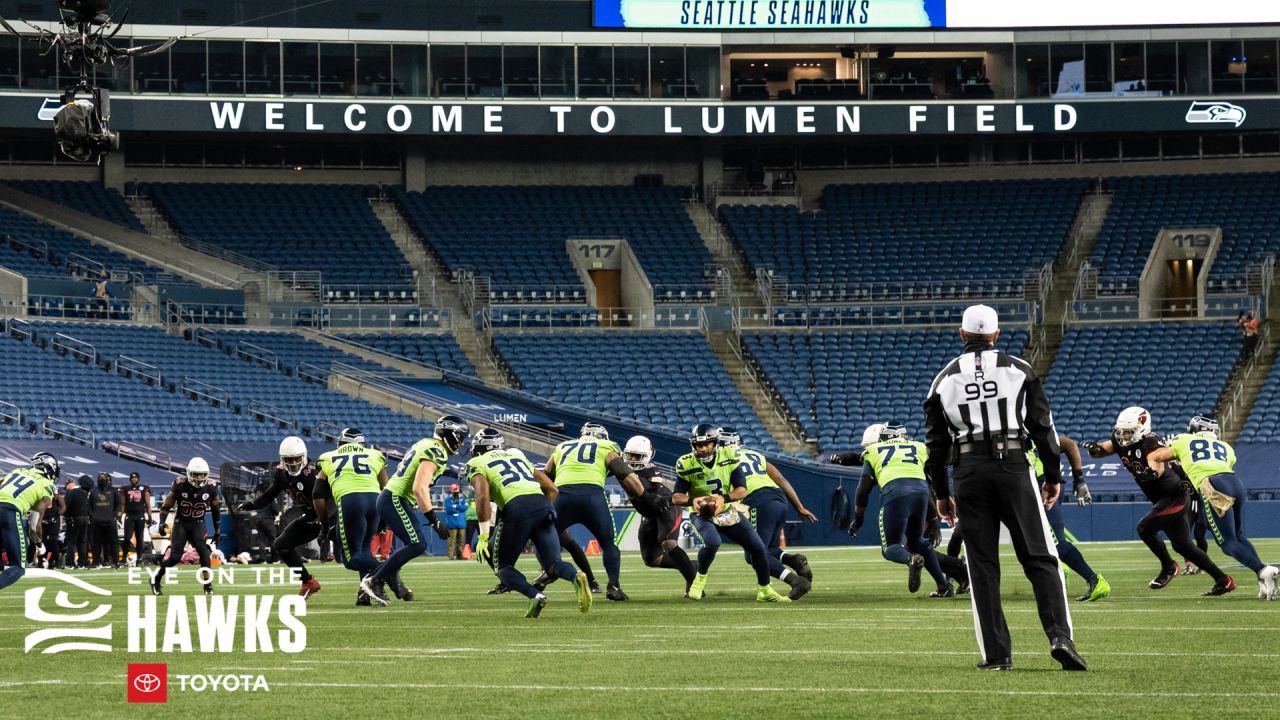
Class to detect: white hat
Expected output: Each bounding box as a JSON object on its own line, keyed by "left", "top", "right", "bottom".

{"left": 961, "top": 305, "right": 999, "bottom": 334}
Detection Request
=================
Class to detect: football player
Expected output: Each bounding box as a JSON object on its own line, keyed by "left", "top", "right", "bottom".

{"left": 0, "top": 453, "right": 59, "bottom": 591}
{"left": 120, "top": 472, "right": 152, "bottom": 564}
{"left": 363, "top": 416, "right": 469, "bottom": 603}
{"left": 673, "top": 423, "right": 788, "bottom": 603}
{"left": 621, "top": 435, "right": 698, "bottom": 594}
{"left": 467, "top": 428, "right": 591, "bottom": 618}
{"left": 1031, "top": 436, "right": 1109, "bottom": 602}
{"left": 153, "top": 457, "right": 221, "bottom": 596}
{"left": 542, "top": 422, "right": 648, "bottom": 601}
{"left": 1084, "top": 407, "right": 1234, "bottom": 595}
{"left": 237, "top": 436, "right": 330, "bottom": 600}
{"left": 848, "top": 423, "right": 955, "bottom": 598}
{"left": 1148, "top": 415, "right": 1278, "bottom": 600}
{"left": 312, "top": 429, "right": 389, "bottom": 607}
{"left": 717, "top": 426, "right": 816, "bottom": 600}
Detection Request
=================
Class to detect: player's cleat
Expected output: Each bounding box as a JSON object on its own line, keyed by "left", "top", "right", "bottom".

{"left": 1183, "top": 562, "right": 1202, "bottom": 576}
{"left": 688, "top": 573, "right": 708, "bottom": 601}
{"left": 356, "top": 591, "right": 371, "bottom": 607}
{"left": 589, "top": 580, "right": 602, "bottom": 594}
{"left": 359, "top": 576, "right": 390, "bottom": 607}
{"left": 1149, "top": 564, "right": 1180, "bottom": 589}
{"left": 572, "top": 572, "right": 593, "bottom": 614}
{"left": 1203, "top": 575, "right": 1237, "bottom": 596}
{"left": 531, "top": 571, "right": 551, "bottom": 591}
{"left": 606, "top": 584, "right": 629, "bottom": 601}
{"left": 756, "top": 585, "right": 791, "bottom": 603}
{"left": 1050, "top": 637, "right": 1087, "bottom": 671}
{"left": 525, "top": 593, "right": 548, "bottom": 619}
{"left": 389, "top": 575, "right": 414, "bottom": 601}
{"left": 1260, "top": 578, "right": 1269, "bottom": 600}
{"left": 150, "top": 579, "right": 163, "bottom": 596}
{"left": 955, "top": 577, "right": 970, "bottom": 595}
{"left": 486, "top": 583, "right": 510, "bottom": 595}
{"left": 907, "top": 554, "right": 925, "bottom": 594}
{"left": 930, "top": 585, "right": 955, "bottom": 598}
{"left": 1260, "top": 566, "right": 1279, "bottom": 600}
{"left": 783, "top": 573, "right": 812, "bottom": 600}
{"left": 977, "top": 658, "right": 1012, "bottom": 671}
{"left": 203, "top": 584, "right": 213, "bottom": 595}
{"left": 299, "top": 577, "right": 322, "bottom": 600}
{"left": 782, "top": 553, "right": 812, "bottom": 582}
{"left": 1077, "top": 574, "right": 1111, "bottom": 602}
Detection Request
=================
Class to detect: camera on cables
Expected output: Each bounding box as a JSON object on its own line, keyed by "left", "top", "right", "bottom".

{"left": 54, "top": 82, "right": 118, "bottom": 163}
{"left": 58, "top": 0, "right": 113, "bottom": 26}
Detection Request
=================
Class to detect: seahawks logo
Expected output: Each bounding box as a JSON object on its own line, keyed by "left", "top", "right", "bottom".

{"left": 37, "top": 98, "right": 61, "bottom": 122}
{"left": 1185, "top": 101, "right": 1246, "bottom": 128}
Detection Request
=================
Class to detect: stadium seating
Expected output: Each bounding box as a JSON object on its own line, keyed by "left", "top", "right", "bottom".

{"left": 208, "top": 329, "right": 390, "bottom": 377}
{"left": 743, "top": 328, "right": 1029, "bottom": 451}
{"left": 4, "top": 180, "right": 146, "bottom": 233}
{"left": 339, "top": 333, "right": 477, "bottom": 376}
{"left": 1045, "top": 322, "right": 1238, "bottom": 442}
{"left": 0, "top": 206, "right": 164, "bottom": 281}
{"left": 721, "top": 179, "right": 1086, "bottom": 301}
{"left": 1092, "top": 173, "right": 1280, "bottom": 295}
{"left": 493, "top": 332, "right": 779, "bottom": 453}
{"left": 393, "top": 185, "right": 715, "bottom": 302}
{"left": 145, "top": 183, "right": 414, "bottom": 301}
{"left": 1238, "top": 361, "right": 1280, "bottom": 444}
{"left": 21, "top": 321, "right": 435, "bottom": 444}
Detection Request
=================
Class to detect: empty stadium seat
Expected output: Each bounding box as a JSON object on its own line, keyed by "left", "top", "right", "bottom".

{"left": 4, "top": 180, "right": 146, "bottom": 233}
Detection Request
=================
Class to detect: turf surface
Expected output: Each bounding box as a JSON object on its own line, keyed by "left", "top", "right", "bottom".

{"left": 2, "top": 541, "right": 1278, "bottom": 718}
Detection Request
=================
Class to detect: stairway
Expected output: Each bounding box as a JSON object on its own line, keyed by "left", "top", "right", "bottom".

{"left": 1219, "top": 270, "right": 1280, "bottom": 442}
{"left": 368, "top": 199, "right": 511, "bottom": 388}
{"left": 1028, "top": 189, "right": 1113, "bottom": 378}
{"left": 684, "top": 201, "right": 761, "bottom": 309}
{"left": 707, "top": 330, "right": 807, "bottom": 454}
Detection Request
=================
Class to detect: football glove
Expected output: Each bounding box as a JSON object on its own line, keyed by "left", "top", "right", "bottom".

{"left": 211, "top": 533, "right": 220, "bottom": 544}
{"left": 1082, "top": 441, "right": 1103, "bottom": 458}
{"left": 925, "top": 520, "right": 942, "bottom": 548}
{"left": 432, "top": 520, "right": 448, "bottom": 540}
{"left": 236, "top": 502, "right": 253, "bottom": 512}
{"left": 1136, "top": 465, "right": 1159, "bottom": 483}
{"left": 1073, "top": 481, "right": 1093, "bottom": 507}
{"left": 847, "top": 518, "right": 862, "bottom": 537}
{"left": 475, "top": 534, "right": 491, "bottom": 566}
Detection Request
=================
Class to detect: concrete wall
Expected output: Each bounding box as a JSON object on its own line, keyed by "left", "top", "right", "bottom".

{"left": 120, "top": 166, "right": 403, "bottom": 187}
{"left": 422, "top": 138, "right": 702, "bottom": 187}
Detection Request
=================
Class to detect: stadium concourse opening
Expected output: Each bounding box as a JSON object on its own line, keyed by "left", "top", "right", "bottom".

{"left": 0, "top": 1, "right": 1279, "bottom": 716}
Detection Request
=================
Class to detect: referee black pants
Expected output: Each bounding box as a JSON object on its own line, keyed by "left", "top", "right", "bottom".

{"left": 954, "top": 455, "right": 1072, "bottom": 662}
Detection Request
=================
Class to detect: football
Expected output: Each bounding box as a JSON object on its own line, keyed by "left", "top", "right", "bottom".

{"left": 695, "top": 496, "right": 718, "bottom": 519}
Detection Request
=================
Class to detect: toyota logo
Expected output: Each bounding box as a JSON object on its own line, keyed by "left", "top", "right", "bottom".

{"left": 133, "top": 674, "right": 161, "bottom": 693}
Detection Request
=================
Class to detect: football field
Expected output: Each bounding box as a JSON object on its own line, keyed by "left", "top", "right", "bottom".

{"left": 3, "top": 541, "right": 1278, "bottom": 718}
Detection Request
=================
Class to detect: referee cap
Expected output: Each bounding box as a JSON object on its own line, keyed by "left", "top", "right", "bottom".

{"left": 961, "top": 304, "right": 999, "bottom": 334}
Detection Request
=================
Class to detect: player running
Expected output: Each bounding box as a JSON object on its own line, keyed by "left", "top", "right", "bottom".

{"left": 237, "top": 436, "right": 330, "bottom": 600}
{"left": 1084, "top": 407, "right": 1234, "bottom": 595}
{"left": 1032, "top": 436, "right": 1110, "bottom": 602}
{"left": 619, "top": 434, "right": 699, "bottom": 595}
{"left": 1148, "top": 415, "right": 1278, "bottom": 600}
{"left": 543, "top": 422, "right": 648, "bottom": 601}
{"left": 363, "top": 416, "right": 470, "bottom": 603}
{"left": 153, "top": 457, "right": 221, "bottom": 596}
{"left": 717, "top": 426, "right": 816, "bottom": 600}
{"left": 312, "top": 428, "right": 389, "bottom": 607}
{"left": 0, "top": 453, "right": 59, "bottom": 591}
{"left": 467, "top": 428, "right": 591, "bottom": 618}
{"left": 673, "top": 423, "right": 788, "bottom": 603}
{"left": 848, "top": 423, "right": 956, "bottom": 598}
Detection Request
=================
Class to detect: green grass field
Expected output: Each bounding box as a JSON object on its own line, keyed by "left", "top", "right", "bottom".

{"left": 2, "top": 541, "right": 1278, "bottom": 718}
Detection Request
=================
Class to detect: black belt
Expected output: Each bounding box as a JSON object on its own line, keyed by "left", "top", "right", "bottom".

{"left": 956, "top": 438, "right": 1028, "bottom": 457}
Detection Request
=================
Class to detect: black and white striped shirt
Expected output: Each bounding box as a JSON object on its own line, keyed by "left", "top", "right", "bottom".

{"left": 923, "top": 340, "right": 1062, "bottom": 498}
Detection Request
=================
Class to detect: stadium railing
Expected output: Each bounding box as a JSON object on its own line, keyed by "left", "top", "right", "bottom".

{"left": 734, "top": 301, "right": 1037, "bottom": 329}
{"left": 42, "top": 416, "right": 95, "bottom": 447}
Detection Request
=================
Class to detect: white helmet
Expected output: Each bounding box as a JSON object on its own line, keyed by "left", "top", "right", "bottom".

{"left": 279, "top": 436, "right": 308, "bottom": 477}
{"left": 861, "top": 423, "right": 886, "bottom": 448}
{"left": 1114, "top": 407, "right": 1152, "bottom": 447}
{"left": 623, "top": 435, "right": 653, "bottom": 470}
{"left": 187, "top": 457, "right": 210, "bottom": 485}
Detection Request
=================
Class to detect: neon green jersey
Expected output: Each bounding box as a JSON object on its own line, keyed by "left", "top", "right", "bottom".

{"left": 316, "top": 443, "right": 385, "bottom": 503}
{"left": 465, "top": 448, "right": 543, "bottom": 510}
{"left": 1027, "top": 449, "right": 1045, "bottom": 479}
{"left": 465, "top": 501, "right": 477, "bottom": 520}
{"left": 386, "top": 437, "right": 450, "bottom": 503}
{"left": 1169, "top": 432, "right": 1236, "bottom": 492}
{"left": 863, "top": 440, "right": 928, "bottom": 488}
{"left": 736, "top": 448, "right": 778, "bottom": 496}
{"left": 550, "top": 438, "right": 621, "bottom": 488}
{"left": 675, "top": 447, "right": 740, "bottom": 499}
{"left": 0, "top": 468, "right": 55, "bottom": 514}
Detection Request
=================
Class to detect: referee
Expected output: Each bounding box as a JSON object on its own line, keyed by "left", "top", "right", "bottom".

{"left": 923, "top": 305, "right": 1085, "bottom": 671}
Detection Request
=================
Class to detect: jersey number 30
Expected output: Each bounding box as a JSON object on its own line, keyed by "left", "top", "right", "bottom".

{"left": 488, "top": 457, "right": 536, "bottom": 486}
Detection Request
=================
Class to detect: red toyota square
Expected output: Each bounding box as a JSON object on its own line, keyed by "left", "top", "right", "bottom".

{"left": 127, "top": 664, "right": 167, "bottom": 703}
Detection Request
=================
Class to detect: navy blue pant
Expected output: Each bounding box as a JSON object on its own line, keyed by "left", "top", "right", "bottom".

{"left": 689, "top": 511, "right": 771, "bottom": 586}
{"left": 1044, "top": 492, "right": 1098, "bottom": 585}
{"left": 336, "top": 492, "right": 380, "bottom": 577}
{"left": 1202, "top": 473, "right": 1265, "bottom": 573}
{"left": 878, "top": 484, "right": 946, "bottom": 587}
{"left": 746, "top": 488, "right": 789, "bottom": 578}
{"left": 554, "top": 485, "right": 619, "bottom": 586}
{"left": 497, "top": 495, "right": 577, "bottom": 599}
{"left": 372, "top": 490, "right": 429, "bottom": 582}
{"left": 0, "top": 503, "right": 27, "bottom": 591}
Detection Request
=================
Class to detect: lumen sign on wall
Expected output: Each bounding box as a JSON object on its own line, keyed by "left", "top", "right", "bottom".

{"left": 593, "top": 0, "right": 1280, "bottom": 30}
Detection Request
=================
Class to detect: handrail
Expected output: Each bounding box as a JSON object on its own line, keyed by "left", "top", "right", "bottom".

{"left": 43, "top": 416, "right": 95, "bottom": 447}
{"left": 115, "top": 355, "right": 162, "bottom": 385}
{"left": 179, "top": 377, "right": 230, "bottom": 408}
{"left": 0, "top": 399, "right": 22, "bottom": 426}
{"left": 296, "top": 362, "right": 329, "bottom": 383}
{"left": 193, "top": 326, "right": 220, "bottom": 349}
{"left": 234, "top": 341, "right": 279, "bottom": 370}
{"left": 51, "top": 332, "right": 96, "bottom": 365}
{"left": 66, "top": 252, "right": 107, "bottom": 279}
{"left": 313, "top": 330, "right": 451, "bottom": 377}
{"left": 133, "top": 200, "right": 278, "bottom": 273}
{"left": 314, "top": 421, "right": 345, "bottom": 442}
{"left": 248, "top": 399, "right": 296, "bottom": 429}
{"left": 113, "top": 441, "right": 172, "bottom": 475}
{"left": 8, "top": 317, "right": 32, "bottom": 341}
{"left": 1222, "top": 323, "right": 1272, "bottom": 432}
